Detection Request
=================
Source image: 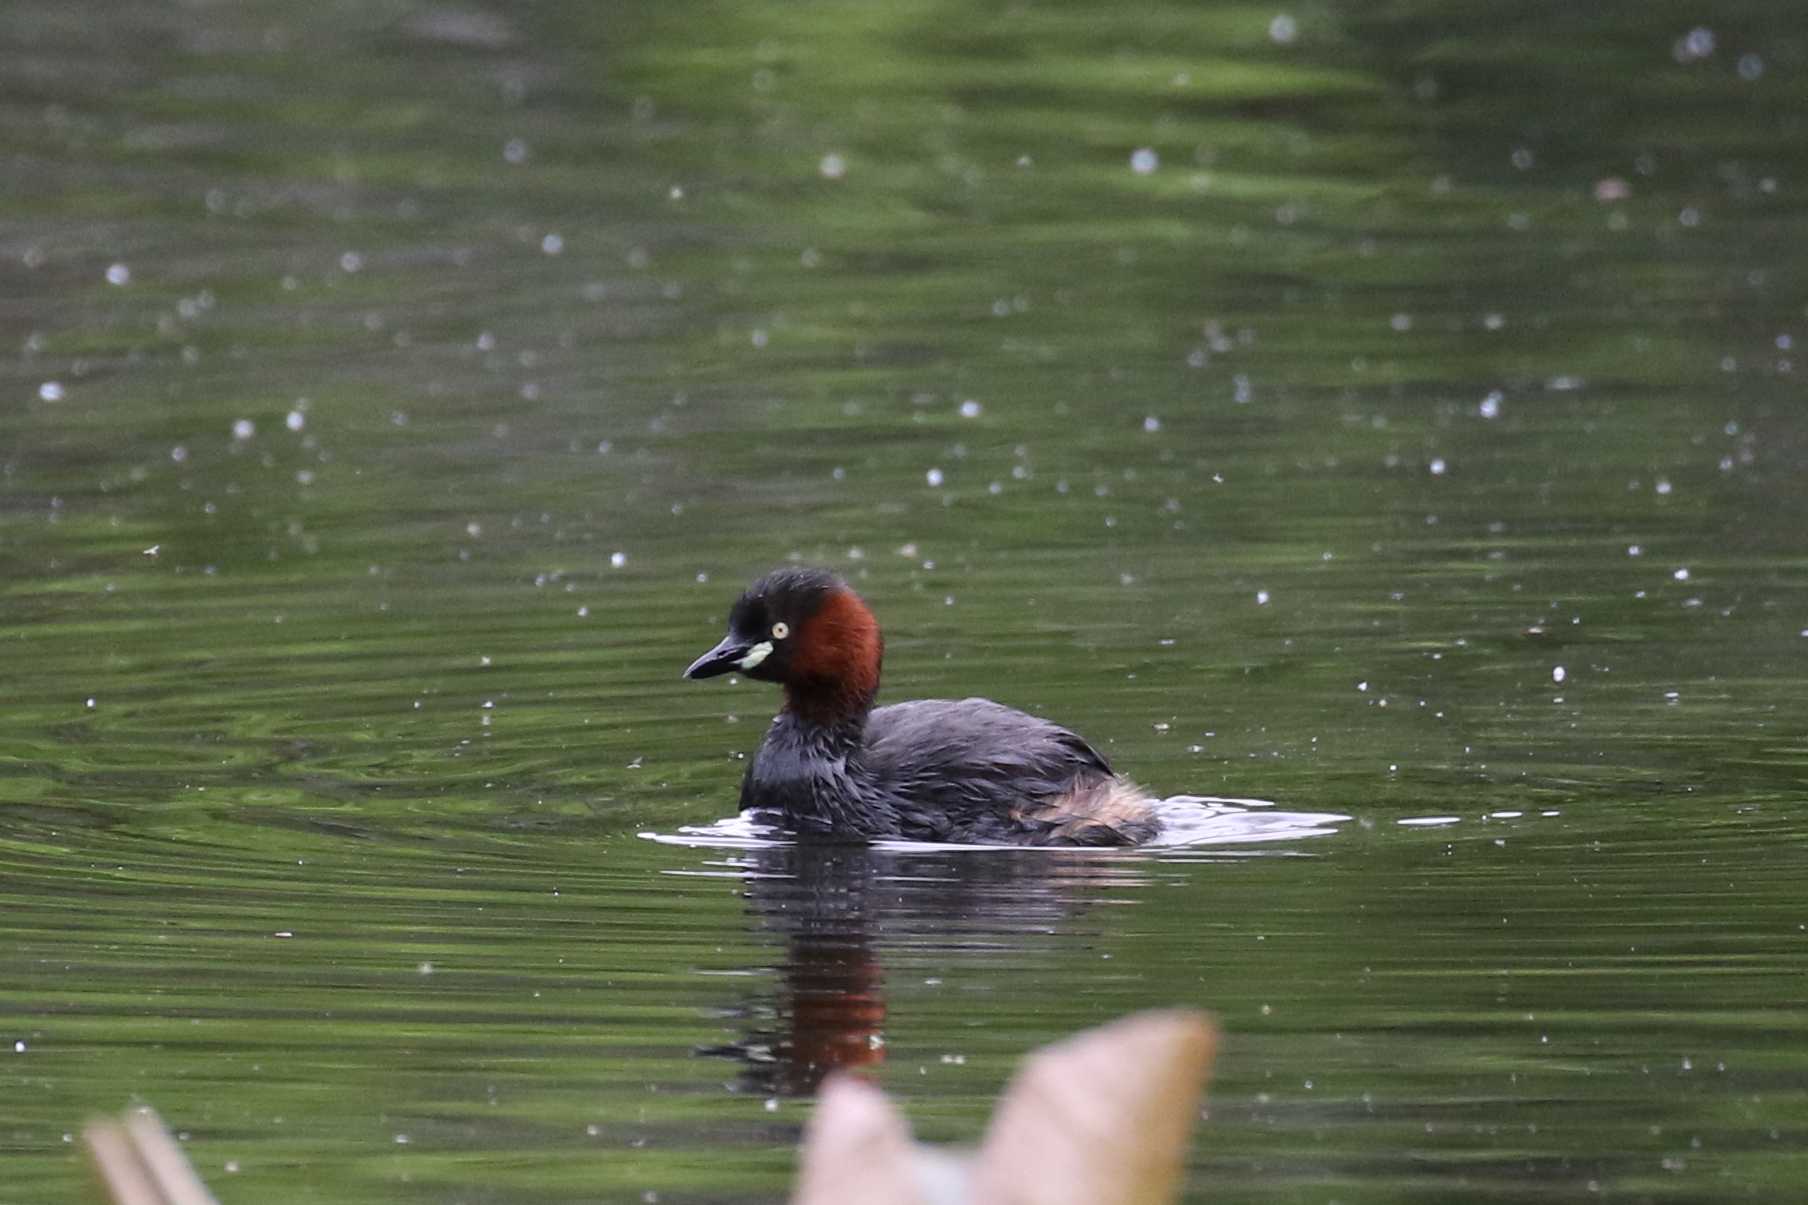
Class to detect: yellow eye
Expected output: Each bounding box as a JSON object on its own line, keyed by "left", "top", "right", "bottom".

{"left": 772, "top": 622, "right": 790, "bottom": 640}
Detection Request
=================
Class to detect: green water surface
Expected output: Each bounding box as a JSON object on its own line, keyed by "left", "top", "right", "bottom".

{"left": 4, "top": 1, "right": 1807, "bottom": 1201}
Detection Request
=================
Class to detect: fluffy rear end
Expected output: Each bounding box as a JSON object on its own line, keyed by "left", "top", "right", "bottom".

{"left": 1022, "top": 775, "right": 1161, "bottom": 846}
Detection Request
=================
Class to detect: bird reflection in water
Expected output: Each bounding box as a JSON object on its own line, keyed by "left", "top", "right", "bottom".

{"left": 697, "top": 832, "right": 1151, "bottom": 1096}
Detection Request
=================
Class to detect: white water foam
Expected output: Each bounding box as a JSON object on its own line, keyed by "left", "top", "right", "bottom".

{"left": 640, "top": 796, "right": 1349, "bottom": 853}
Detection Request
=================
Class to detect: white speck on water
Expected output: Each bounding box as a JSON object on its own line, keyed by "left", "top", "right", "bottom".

{"left": 1738, "top": 52, "right": 1764, "bottom": 81}
{"left": 286, "top": 409, "right": 305, "bottom": 432}
{"left": 273, "top": 931, "right": 293, "bottom": 939}
{"left": 1130, "top": 147, "right": 1159, "bottom": 175}
{"left": 232, "top": 419, "right": 255, "bottom": 441}
{"left": 1256, "top": 590, "right": 1270, "bottom": 606}
{"left": 576, "top": 606, "right": 589, "bottom": 618}
{"left": 170, "top": 445, "right": 189, "bottom": 463}
{"left": 393, "top": 1134, "right": 410, "bottom": 1145}
{"left": 85, "top": 697, "right": 96, "bottom": 709}
{"left": 12, "top": 1040, "right": 23, "bottom": 1053}
{"left": 1553, "top": 665, "right": 1567, "bottom": 684}
{"left": 1143, "top": 415, "right": 1162, "bottom": 432}
{"left": 610, "top": 551, "right": 627, "bottom": 569}
{"left": 818, "top": 152, "right": 847, "bottom": 180}
{"left": 465, "top": 521, "right": 482, "bottom": 538}
{"left": 1511, "top": 146, "right": 1535, "bottom": 170}
{"left": 1429, "top": 457, "right": 1447, "bottom": 475}
{"left": 1674, "top": 26, "right": 1715, "bottom": 64}
{"left": 295, "top": 469, "right": 315, "bottom": 485}
{"left": 503, "top": 138, "right": 529, "bottom": 164}
{"left": 1478, "top": 390, "right": 1502, "bottom": 419}
{"left": 1398, "top": 815, "right": 1461, "bottom": 827}
{"left": 1664, "top": 690, "right": 1681, "bottom": 703}
{"left": 1655, "top": 479, "right": 1673, "bottom": 495}
{"left": 1233, "top": 374, "right": 1253, "bottom": 404}
{"left": 38, "top": 381, "right": 64, "bottom": 402}
{"left": 1356, "top": 681, "right": 1369, "bottom": 692}
{"left": 224, "top": 1161, "right": 240, "bottom": 1174}
{"left": 959, "top": 399, "right": 982, "bottom": 418}
{"left": 1673, "top": 567, "right": 1690, "bottom": 581}
{"left": 1628, "top": 544, "right": 1642, "bottom": 557}
{"left": 338, "top": 251, "right": 363, "bottom": 273}
{"left": 417, "top": 962, "right": 434, "bottom": 975}
{"left": 1390, "top": 312, "right": 1412, "bottom": 332}
{"left": 541, "top": 233, "right": 564, "bottom": 255}
{"left": 1483, "top": 312, "right": 1506, "bottom": 330}
{"left": 106, "top": 263, "right": 131, "bottom": 286}
{"left": 1268, "top": 13, "right": 1298, "bottom": 44}
{"left": 749, "top": 328, "right": 768, "bottom": 349}
{"left": 925, "top": 467, "right": 945, "bottom": 487}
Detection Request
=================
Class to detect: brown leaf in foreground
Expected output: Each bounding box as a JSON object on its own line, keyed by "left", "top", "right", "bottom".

{"left": 792, "top": 1009, "right": 1216, "bottom": 1205}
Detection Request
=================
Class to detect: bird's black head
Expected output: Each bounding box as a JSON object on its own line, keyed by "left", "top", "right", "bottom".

{"left": 683, "top": 567, "right": 850, "bottom": 684}
{"left": 685, "top": 567, "right": 885, "bottom": 722}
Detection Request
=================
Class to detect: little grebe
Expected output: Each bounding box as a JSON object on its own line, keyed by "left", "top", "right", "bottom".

{"left": 685, "top": 568, "right": 1160, "bottom": 845}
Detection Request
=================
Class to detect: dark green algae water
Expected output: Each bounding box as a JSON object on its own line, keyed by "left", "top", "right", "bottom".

{"left": 5, "top": 1, "right": 1808, "bottom": 1200}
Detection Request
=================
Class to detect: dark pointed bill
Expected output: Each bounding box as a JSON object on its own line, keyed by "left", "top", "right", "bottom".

{"left": 685, "top": 634, "right": 755, "bottom": 680}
